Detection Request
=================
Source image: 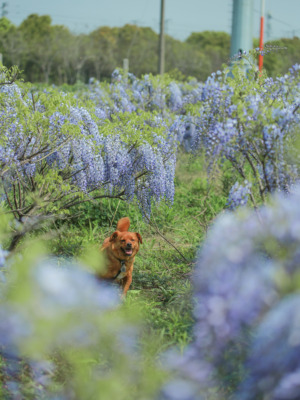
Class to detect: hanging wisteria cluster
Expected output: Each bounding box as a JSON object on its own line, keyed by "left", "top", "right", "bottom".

{"left": 86, "top": 62, "right": 300, "bottom": 211}
{"left": 162, "top": 185, "right": 300, "bottom": 399}
{"left": 0, "top": 79, "right": 178, "bottom": 248}
{"left": 227, "top": 180, "right": 252, "bottom": 210}
{"left": 174, "top": 64, "right": 300, "bottom": 208}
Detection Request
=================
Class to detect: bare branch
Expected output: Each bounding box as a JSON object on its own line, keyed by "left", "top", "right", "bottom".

{"left": 144, "top": 214, "right": 189, "bottom": 264}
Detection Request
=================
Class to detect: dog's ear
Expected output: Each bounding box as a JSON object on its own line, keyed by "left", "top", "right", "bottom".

{"left": 135, "top": 233, "right": 143, "bottom": 244}
{"left": 109, "top": 231, "right": 119, "bottom": 242}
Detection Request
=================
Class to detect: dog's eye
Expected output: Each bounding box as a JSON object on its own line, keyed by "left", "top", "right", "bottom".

{"left": 131, "top": 239, "right": 135, "bottom": 242}
{"left": 121, "top": 239, "right": 126, "bottom": 243}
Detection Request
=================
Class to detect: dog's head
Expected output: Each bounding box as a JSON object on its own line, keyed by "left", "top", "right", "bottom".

{"left": 109, "top": 230, "right": 142, "bottom": 259}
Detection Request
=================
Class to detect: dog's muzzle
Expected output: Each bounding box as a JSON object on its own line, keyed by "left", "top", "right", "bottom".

{"left": 124, "top": 243, "right": 133, "bottom": 255}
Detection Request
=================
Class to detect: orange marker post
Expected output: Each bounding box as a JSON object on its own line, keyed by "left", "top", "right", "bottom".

{"left": 258, "top": 0, "right": 265, "bottom": 72}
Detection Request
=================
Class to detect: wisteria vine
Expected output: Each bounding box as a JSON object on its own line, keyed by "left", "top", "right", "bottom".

{"left": 0, "top": 75, "right": 178, "bottom": 249}
{"left": 85, "top": 58, "right": 300, "bottom": 211}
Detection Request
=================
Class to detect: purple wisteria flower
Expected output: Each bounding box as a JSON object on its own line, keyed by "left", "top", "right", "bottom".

{"left": 0, "top": 75, "right": 179, "bottom": 222}
{"left": 234, "top": 294, "right": 300, "bottom": 400}
{"left": 172, "top": 63, "right": 300, "bottom": 207}
{"left": 227, "top": 180, "right": 252, "bottom": 210}
{"left": 168, "top": 82, "right": 183, "bottom": 111}
{"left": 0, "top": 253, "right": 152, "bottom": 399}
{"left": 0, "top": 244, "right": 8, "bottom": 283}
{"left": 0, "top": 245, "right": 8, "bottom": 268}
{"left": 0, "top": 260, "right": 120, "bottom": 351}
{"left": 163, "top": 185, "right": 300, "bottom": 398}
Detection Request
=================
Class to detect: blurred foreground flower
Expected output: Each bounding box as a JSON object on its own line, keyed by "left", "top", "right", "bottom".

{"left": 234, "top": 294, "right": 300, "bottom": 400}
{"left": 0, "top": 245, "right": 162, "bottom": 399}
{"left": 162, "top": 185, "right": 300, "bottom": 399}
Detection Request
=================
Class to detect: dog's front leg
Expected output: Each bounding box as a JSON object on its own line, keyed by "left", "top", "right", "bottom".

{"left": 121, "top": 273, "right": 132, "bottom": 297}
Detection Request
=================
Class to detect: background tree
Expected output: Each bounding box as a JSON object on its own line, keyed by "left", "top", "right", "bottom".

{"left": 262, "top": 37, "right": 300, "bottom": 77}
{"left": 88, "top": 26, "right": 117, "bottom": 81}
{"left": 0, "top": 14, "right": 298, "bottom": 84}
{"left": 186, "top": 30, "right": 231, "bottom": 71}
{"left": 0, "top": 17, "right": 24, "bottom": 67}
{"left": 18, "top": 14, "right": 53, "bottom": 82}
{"left": 114, "top": 24, "right": 158, "bottom": 76}
{"left": 51, "top": 25, "right": 74, "bottom": 85}
{"left": 165, "top": 36, "right": 212, "bottom": 80}
{"left": 67, "top": 33, "right": 91, "bottom": 83}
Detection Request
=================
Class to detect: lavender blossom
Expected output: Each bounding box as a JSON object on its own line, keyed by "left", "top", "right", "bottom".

{"left": 234, "top": 294, "right": 300, "bottom": 400}
{"left": 175, "top": 64, "right": 300, "bottom": 206}
{"left": 164, "top": 185, "right": 300, "bottom": 398}
{"left": 0, "top": 252, "right": 155, "bottom": 399}
{"left": 0, "top": 261, "right": 120, "bottom": 351}
{"left": 227, "top": 180, "right": 252, "bottom": 210}
{"left": 169, "top": 82, "right": 183, "bottom": 111}
{"left": 0, "top": 244, "right": 8, "bottom": 268}
{"left": 0, "top": 76, "right": 178, "bottom": 220}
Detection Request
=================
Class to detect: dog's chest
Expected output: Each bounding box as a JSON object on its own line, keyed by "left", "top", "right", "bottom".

{"left": 115, "top": 261, "right": 127, "bottom": 280}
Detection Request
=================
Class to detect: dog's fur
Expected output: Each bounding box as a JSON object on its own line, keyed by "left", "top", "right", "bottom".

{"left": 98, "top": 217, "right": 142, "bottom": 296}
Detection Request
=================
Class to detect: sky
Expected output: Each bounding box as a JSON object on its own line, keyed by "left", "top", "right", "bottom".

{"left": 4, "top": 0, "right": 300, "bottom": 42}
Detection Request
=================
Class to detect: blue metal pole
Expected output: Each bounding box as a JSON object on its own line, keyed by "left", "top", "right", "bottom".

{"left": 230, "top": 0, "right": 254, "bottom": 60}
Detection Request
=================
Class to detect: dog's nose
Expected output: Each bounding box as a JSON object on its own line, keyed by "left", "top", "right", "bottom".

{"left": 126, "top": 243, "right": 132, "bottom": 248}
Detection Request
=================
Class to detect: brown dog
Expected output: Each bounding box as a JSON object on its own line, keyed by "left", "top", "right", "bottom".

{"left": 98, "top": 217, "right": 142, "bottom": 296}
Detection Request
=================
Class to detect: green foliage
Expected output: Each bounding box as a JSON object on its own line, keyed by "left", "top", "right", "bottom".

{"left": 0, "top": 64, "right": 21, "bottom": 85}
{"left": 105, "top": 111, "right": 169, "bottom": 144}
{"left": 0, "top": 17, "right": 15, "bottom": 35}
{"left": 115, "top": 24, "right": 159, "bottom": 77}
{"left": 186, "top": 30, "right": 231, "bottom": 49}
{"left": 263, "top": 37, "right": 300, "bottom": 77}
{"left": 19, "top": 14, "right": 52, "bottom": 40}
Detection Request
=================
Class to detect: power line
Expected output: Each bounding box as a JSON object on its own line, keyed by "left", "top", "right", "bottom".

{"left": 253, "top": 7, "right": 298, "bottom": 40}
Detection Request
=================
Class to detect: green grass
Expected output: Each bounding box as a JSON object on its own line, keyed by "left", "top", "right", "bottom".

{"left": 0, "top": 152, "right": 232, "bottom": 399}
{"left": 47, "top": 152, "right": 228, "bottom": 355}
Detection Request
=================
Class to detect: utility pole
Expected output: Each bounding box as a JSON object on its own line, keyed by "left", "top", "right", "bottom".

{"left": 230, "top": 0, "right": 254, "bottom": 60}
{"left": 1, "top": 2, "right": 8, "bottom": 18}
{"left": 266, "top": 12, "right": 272, "bottom": 42}
{"left": 0, "top": 3, "right": 4, "bottom": 66}
{"left": 158, "top": 0, "right": 165, "bottom": 75}
{"left": 123, "top": 58, "right": 129, "bottom": 80}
